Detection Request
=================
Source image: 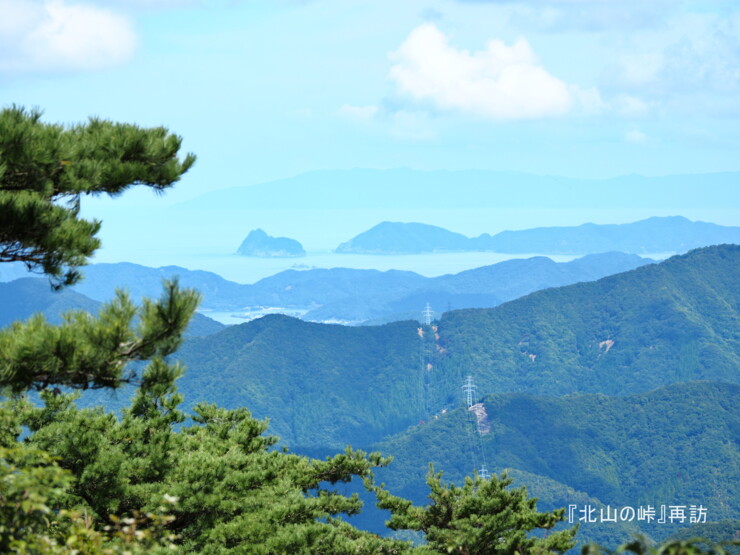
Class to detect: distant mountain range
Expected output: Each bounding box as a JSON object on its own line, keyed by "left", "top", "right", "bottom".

{"left": 0, "top": 252, "right": 654, "bottom": 324}
{"left": 236, "top": 228, "right": 305, "bottom": 257}
{"left": 336, "top": 217, "right": 740, "bottom": 255}
{"left": 176, "top": 168, "right": 740, "bottom": 212}
{"left": 0, "top": 278, "right": 224, "bottom": 337}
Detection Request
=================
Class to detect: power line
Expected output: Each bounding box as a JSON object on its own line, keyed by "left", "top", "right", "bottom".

{"left": 462, "top": 375, "right": 491, "bottom": 481}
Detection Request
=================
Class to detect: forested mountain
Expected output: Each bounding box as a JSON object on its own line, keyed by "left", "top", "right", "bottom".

{"left": 368, "top": 381, "right": 739, "bottom": 547}
{"left": 175, "top": 316, "right": 423, "bottom": 449}
{"left": 68, "top": 262, "right": 255, "bottom": 310}
{"left": 0, "top": 278, "right": 99, "bottom": 327}
{"left": 11, "top": 242, "right": 736, "bottom": 550}
{"left": 433, "top": 244, "right": 739, "bottom": 400}
{"left": 304, "top": 252, "right": 650, "bottom": 322}
{"left": 170, "top": 245, "right": 739, "bottom": 451}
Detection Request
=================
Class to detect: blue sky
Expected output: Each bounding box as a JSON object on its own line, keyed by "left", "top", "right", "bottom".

{"left": 2, "top": 0, "right": 740, "bottom": 201}
{"left": 1, "top": 0, "right": 739, "bottom": 274}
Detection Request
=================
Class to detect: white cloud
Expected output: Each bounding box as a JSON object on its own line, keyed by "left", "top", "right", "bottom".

{"left": 606, "top": 14, "right": 740, "bottom": 108}
{"left": 570, "top": 85, "right": 607, "bottom": 115}
{"left": 0, "top": 0, "right": 136, "bottom": 74}
{"left": 388, "top": 23, "right": 575, "bottom": 120}
{"left": 625, "top": 129, "right": 648, "bottom": 144}
{"left": 338, "top": 104, "right": 379, "bottom": 120}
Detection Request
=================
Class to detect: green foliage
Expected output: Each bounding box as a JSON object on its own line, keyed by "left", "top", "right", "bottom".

{"left": 0, "top": 105, "right": 194, "bottom": 287}
{"left": 370, "top": 382, "right": 739, "bottom": 548}
{"left": 367, "top": 466, "right": 577, "bottom": 554}
{"left": 0, "top": 441, "right": 181, "bottom": 553}
{"left": 0, "top": 280, "right": 200, "bottom": 391}
{"left": 582, "top": 535, "right": 740, "bottom": 554}
{"left": 0, "top": 443, "right": 73, "bottom": 553}
{"left": 668, "top": 521, "right": 740, "bottom": 554}
{"left": 3, "top": 361, "right": 411, "bottom": 553}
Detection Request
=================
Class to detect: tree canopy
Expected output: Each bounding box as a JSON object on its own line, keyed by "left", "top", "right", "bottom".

{"left": 0, "top": 106, "right": 195, "bottom": 287}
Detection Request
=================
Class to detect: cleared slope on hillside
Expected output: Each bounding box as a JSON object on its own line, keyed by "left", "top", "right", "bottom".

{"left": 434, "top": 244, "right": 739, "bottom": 400}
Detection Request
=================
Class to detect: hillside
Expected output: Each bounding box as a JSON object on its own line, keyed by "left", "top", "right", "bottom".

{"left": 433, "top": 244, "right": 739, "bottom": 400}
{"left": 300, "top": 252, "right": 651, "bottom": 322}
{"left": 169, "top": 245, "right": 739, "bottom": 451}
{"left": 175, "top": 316, "right": 423, "bottom": 449}
{"left": 369, "top": 381, "right": 739, "bottom": 547}
{"left": 0, "top": 278, "right": 99, "bottom": 327}
{"left": 6, "top": 253, "right": 648, "bottom": 323}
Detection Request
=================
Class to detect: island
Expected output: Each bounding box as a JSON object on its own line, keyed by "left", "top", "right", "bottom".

{"left": 236, "top": 229, "right": 305, "bottom": 258}
{"left": 335, "top": 221, "right": 470, "bottom": 254}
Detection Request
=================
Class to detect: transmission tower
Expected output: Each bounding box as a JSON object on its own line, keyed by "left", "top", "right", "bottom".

{"left": 422, "top": 303, "right": 434, "bottom": 326}
{"left": 478, "top": 463, "right": 490, "bottom": 480}
{"left": 462, "top": 375, "right": 477, "bottom": 407}
{"left": 462, "top": 375, "right": 491, "bottom": 481}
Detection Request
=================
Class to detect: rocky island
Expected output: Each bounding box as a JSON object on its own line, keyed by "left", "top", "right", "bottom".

{"left": 236, "top": 229, "right": 305, "bottom": 257}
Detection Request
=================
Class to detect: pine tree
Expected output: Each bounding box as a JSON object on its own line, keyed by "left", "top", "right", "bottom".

{"left": 367, "top": 466, "right": 577, "bottom": 554}
{"left": 0, "top": 105, "right": 194, "bottom": 288}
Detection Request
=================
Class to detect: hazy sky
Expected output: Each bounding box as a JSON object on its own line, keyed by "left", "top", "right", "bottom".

{"left": 2, "top": 0, "right": 740, "bottom": 205}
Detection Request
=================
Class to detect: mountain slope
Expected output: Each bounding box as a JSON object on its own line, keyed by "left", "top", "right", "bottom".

{"left": 46, "top": 253, "right": 650, "bottom": 322}
{"left": 370, "top": 381, "right": 739, "bottom": 545}
{"left": 170, "top": 245, "right": 739, "bottom": 452}
{"left": 175, "top": 316, "right": 423, "bottom": 449}
{"left": 302, "top": 252, "right": 652, "bottom": 322}
{"left": 0, "top": 278, "right": 99, "bottom": 327}
{"left": 434, "top": 244, "right": 739, "bottom": 400}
